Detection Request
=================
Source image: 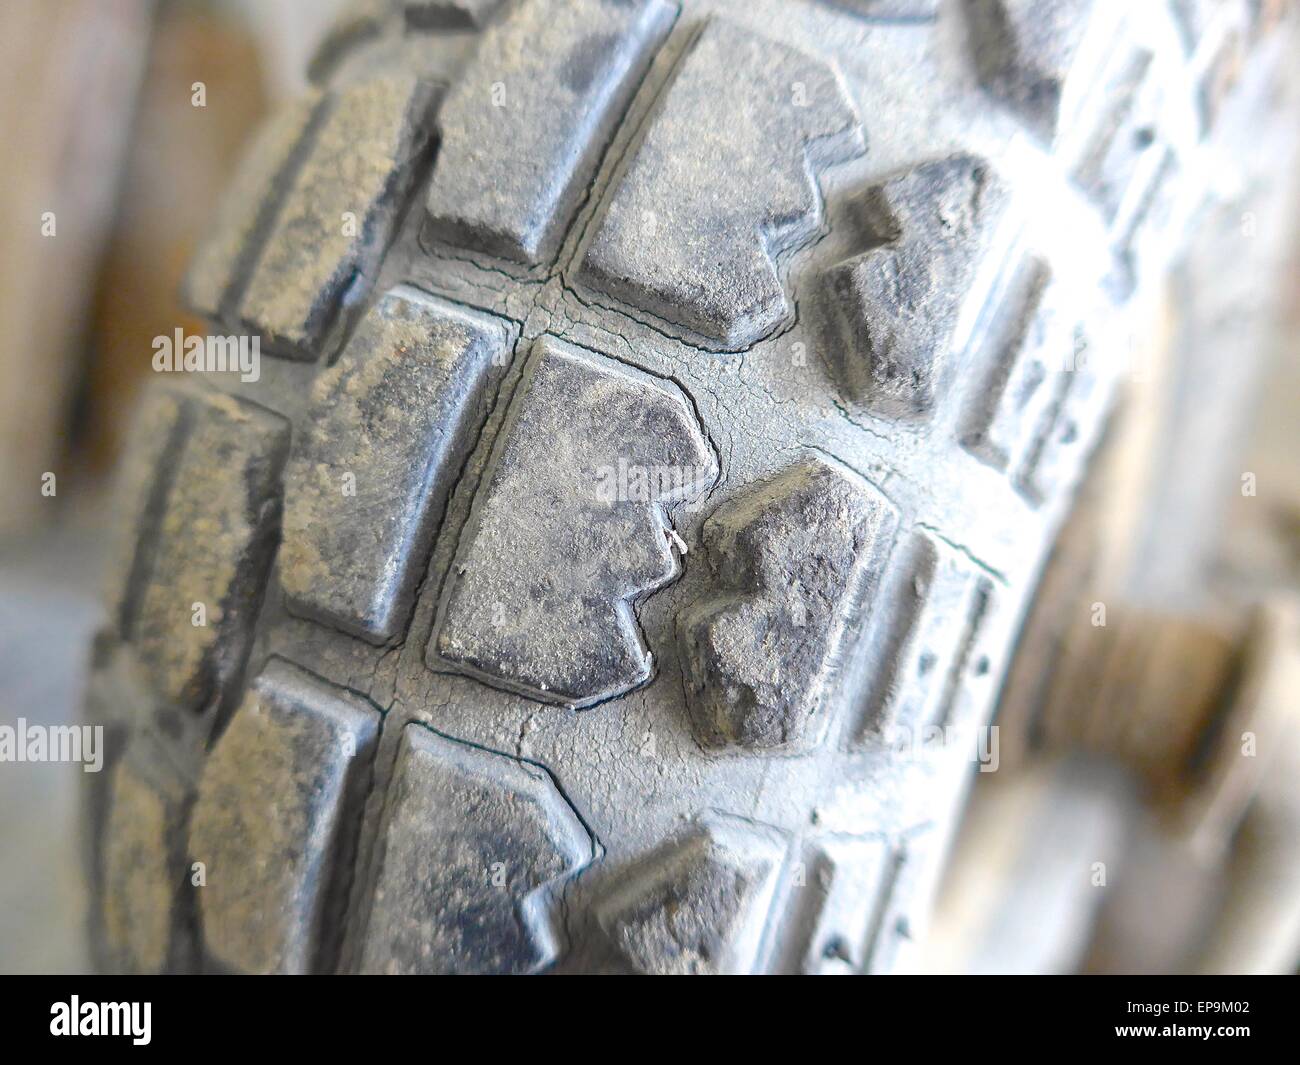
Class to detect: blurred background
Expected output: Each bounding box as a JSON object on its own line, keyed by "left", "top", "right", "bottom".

{"left": 0, "top": 0, "right": 1297, "bottom": 973}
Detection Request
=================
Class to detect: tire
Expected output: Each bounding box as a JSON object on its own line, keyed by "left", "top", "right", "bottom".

{"left": 87, "top": 0, "right": 1287, "bottom": 974}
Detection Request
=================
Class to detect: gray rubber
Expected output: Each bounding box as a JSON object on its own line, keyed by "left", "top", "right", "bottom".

{"left": 87, "top": 0, "right": 1284, "bottom": 974}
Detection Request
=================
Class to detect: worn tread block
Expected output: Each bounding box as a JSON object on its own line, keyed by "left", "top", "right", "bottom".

{"left": 432, "top": 335, "right": 717, "bottom": 707}
{"left": 857, "top": 531, "right": 993, "bottom": 737}
{"left": 129, "top": 393, "right": 289, "bottom": 711}
{"left": 183, "top": 92, "right": 324, "bottom": 321}
{"left": 678, "top": 455, "right": 896, "bottom": 750}
{"left": 594, "top": 816, "right": 786, "bottom": 975}
{"left": 824, "top": 154, "right": 1005, "bottom": 417}
{"left": 425, "top": 0, "right": 674, "bottom": 263}
{"left": 101, "top": 761, "right": 185, "bottom": 974}
{"left": 238, "top": 75, "right": 440, "bottom": 359}
{"left": 579, "top": 17, "right": 865, "bottom": 348}
{"left": 280, "top": 286, "right": 510, "bottom": 642}
{"left": 964, "top": 0, "right": 1093, "bottom": 143}
{"left": 360, "top": 725, "right": 593, "bottom": 974}
{"left": 188, "top": 659, "right": 382, "bottom": 974}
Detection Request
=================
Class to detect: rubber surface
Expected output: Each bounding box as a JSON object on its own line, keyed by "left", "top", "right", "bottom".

{"left": 88, "top": 0, "right": 1284, "bottom": 973}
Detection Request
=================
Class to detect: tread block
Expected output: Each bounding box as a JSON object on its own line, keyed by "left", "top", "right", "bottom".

{"left": 1071, "top": 45, "right": 1163, "bottom": 222}
{"left": 579, "top": 17, "right": 865, "bottom": 348}
{"left": 965, "top": 0, "right": 1093, "bottom": 143}
{"left": 308, "top": 0, "right": 396, "bottom": 83}
{"left": 1016, "top": 329, "right": 1106, "bottom": 504}
{"left": 824, "top": 839, "right": 920, "bottom": 973}
{"left": 103, "top": 387, "right": 191, "bottom": 631}
{"left": 678, "top": 455, "right": 896, "bottom": 750}
{"left": 280, "top": 287, "right": 510, "bottom": 642}
{"left": 961, "top": 257, "right": 1064, "bottom": 472}
{"left": 101, "top": 761, "right": 184, "bottom": 974}
{"left": 1170, "top": 0, "right": 1216, "bottom": 50}
{"left": 1196, "top": 24, "right": 1245, "bottom": 134}
{"left": 360, "top": 725, "right": 593, "bottom": 974}
{"left": 188, "top": 660, "right": 381, "bottom": 974}
{"left": 1106, "top": 148, "right": 1179, "bottom": 299}
{"left": 432, "top": 335, "right": 717, "bottom": 707}
{"left": 784, "top": 838, "right": 893, "bottom": 974}
{"left": 829, "top": 1, "right": 941, "bottom": 16}
{"left": 238, "top": 75, "right": 440, "bottom": 358}
{"left": 963, "top": 261, "right": 1103, "bottom": 506}
{"left": 824, "top": 154, "right": 1006, "bottom": 417}
{"left": 184, "top": 93, "right": 324, "bottom": 320}
{"left": 857, "top": 531, "right": 994, "bottom": 737}
{"left": 424, "top": 0, "right": 674, "bottom": 263}
{"left": 124, "top": 393, "right": 289, "bottom": 711}
{"left": 404, "top": 0, "right": 508, "bottom": 30}
{"left": 594, "top": 816, "right": 786, "bottom": 975}
{"left": 1174, "top": 2, "right": 1262, "bottom": 136}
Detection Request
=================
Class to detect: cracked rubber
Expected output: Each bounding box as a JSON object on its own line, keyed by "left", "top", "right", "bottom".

{"left": 87, "top": 0, "right": 1284, "bottom": 973}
